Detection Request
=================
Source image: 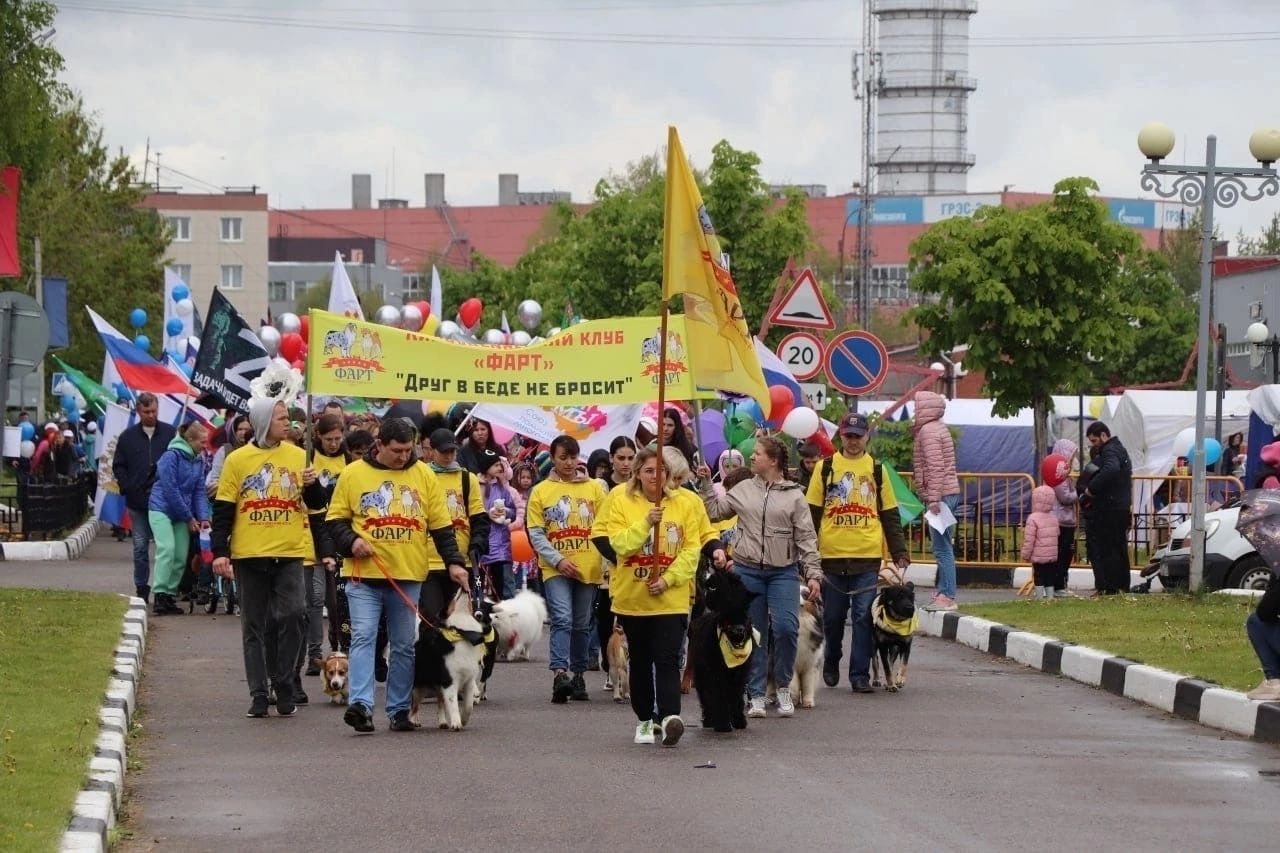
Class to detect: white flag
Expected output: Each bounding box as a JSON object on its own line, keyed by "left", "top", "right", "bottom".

{"left": 430, "top": 265, "right": 443, "bottom": 322}
{"left": 328, "top": 251, "right": 363, "bottom": 319}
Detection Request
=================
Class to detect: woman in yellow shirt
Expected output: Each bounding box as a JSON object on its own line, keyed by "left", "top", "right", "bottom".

{"left": 592, "top": 446, "right": 725, "bottom": 747}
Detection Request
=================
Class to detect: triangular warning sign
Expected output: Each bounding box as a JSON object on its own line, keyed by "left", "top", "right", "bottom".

{"left": 768, "top": 268, "right": 835, "bottom": 330}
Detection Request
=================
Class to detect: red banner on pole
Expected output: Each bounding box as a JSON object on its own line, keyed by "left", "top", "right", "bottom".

{"left": 0, "top": 166, "right": 20, "bottom": 278}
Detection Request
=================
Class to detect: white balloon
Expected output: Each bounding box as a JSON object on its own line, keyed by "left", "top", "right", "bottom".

{"left": 781, "top": 406, "right": 820, "bottom": 440}
{"left": 374, "top": 305, "right": 402, "bottom": 327}
{"left": 175, "top": 298, "right": 194, "bottom": 317}
{"left": 437, "top": 320, "right": 460, "bottom": 339}
{"left": 482, "top": 329, "right": 507, "bottom": 345}
{"left": 516, "top": 299, "right": 543, "bottom": 330}
{"left": 20, "top": 440, "right": 35, "bottom": 459}
{"left": 401, "top": 304, "right": 424, "bottom": 332}
{"left": 548, "top": 326, "right": 562, "bottom": 337}
{"left": 510, "top": 331, "right": 532, "bottom": 346}
{"left": 258, "top": 325, "right": 281, "bottom": 357}
{"left": 277, "top": 312, "right": 302, "bottom": 334}
{"left": 186, "top": 335, "right": 201, "bottom": 353}
{"left": 1171, "top": 426, "right": 1196, "bottom": 458}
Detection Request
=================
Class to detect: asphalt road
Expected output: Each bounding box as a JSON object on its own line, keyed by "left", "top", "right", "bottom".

{"left": 5, "top": 537, "right": 1279, "bottom": 851}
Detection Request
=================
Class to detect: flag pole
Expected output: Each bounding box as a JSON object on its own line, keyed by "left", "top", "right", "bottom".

{"left": 649, "top": 299, "right": 671, "bottom": 584}
{"left": 303, "top": 309, "right": 314, "bottom": 464}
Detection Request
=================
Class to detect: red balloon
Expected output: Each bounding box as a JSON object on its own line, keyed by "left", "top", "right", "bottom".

{"left": 413, "top": 300, "right": 431, "bottom": 318}
{"left": 808, "top": 428, "right": 836, "bottom": 458}
{"left": 291, "top": 359, "right": 305, "bottom": 371}
{"left": 459, "top": 297, "right": 483, "bottom": 330}
{"left": 299, "top": 315, "right": 310, "bottom": 341}
{"left": 280, "top": 332, "right": 305, "bottom": 362}
{"left": 768, "top": 385, "right": 795, "bottom": 423}
{"left": 1041, "top": 453, "right": 1069, "bottom": 487}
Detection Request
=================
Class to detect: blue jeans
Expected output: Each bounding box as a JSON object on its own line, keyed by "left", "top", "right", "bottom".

{"left": 736, "top": 565, "right": 801, "bottom": 700}
{"left": 931, "top": 493, "right": 962, "bottom": 599}
{"left": 822, "top": 572, "right": 877, "bottom": 683}
{"left": 1247, "top": 612, "right": 1280, "bottom": 680}
{"left": 543, "top": 575, "right": 595, "bottom": 673}
{"left": 347, "top": 580, "right": 422, "bottom": 718}
{"left": 127, "top": 507, "right": 154, "bottom": 589}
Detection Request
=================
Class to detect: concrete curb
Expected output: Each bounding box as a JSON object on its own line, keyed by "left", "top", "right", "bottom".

{"left": 0, "top": 519, "right": 101, "bottom": 562}
{"left": 61, "top": 595, "right": 147, "bottom": 853}
{"left": 919, "top": 609, "right": 1280, "bottom": 744}
{"left": 905, "top": 562, "right": 1160, "bottom": 593}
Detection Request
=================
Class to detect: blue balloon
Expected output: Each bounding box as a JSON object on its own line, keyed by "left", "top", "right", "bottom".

{"left": 133, "top": 334, "right": 151, "bottom": 352}
{"left": 1188, "top": 437, "right": 1223, "bottom": 467}
{"left": 736, "top": 398, "right": 765, "bottom": 426}
{"left": 129, "top": 308, "right": 147, "bottom": 329}
{"left": 165, "top": 317, "right": 184, "bottom": 336}
{"left": 19, "top": 422, "right": 35, "bottom": 440}
{"left": 61, "top": 393, "right": 76, "bottom": 410}
{"left": 171, "top": 283, "right": 190, "bottom": 302}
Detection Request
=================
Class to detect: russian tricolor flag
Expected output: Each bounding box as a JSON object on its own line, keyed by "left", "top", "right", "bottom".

{"left": 87, "top": 307, "right": 191, "bottom": 394}
{"left": 753, "top": 338, "right": 804, "bottom": 409}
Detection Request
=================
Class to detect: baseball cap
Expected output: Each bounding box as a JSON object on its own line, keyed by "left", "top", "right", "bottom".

{"left": 62, "top": 429, "right": 75, "bottom": 438}
{"left": 428, "top": 427, "right": 458, "bottom": 452}
{"left": 838, "top": 412, "right": 869, "bottom": 437}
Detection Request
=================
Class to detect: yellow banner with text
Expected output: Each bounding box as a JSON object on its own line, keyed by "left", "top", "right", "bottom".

{"left": 306, "top": 310, "right": 712, "bottom": 404}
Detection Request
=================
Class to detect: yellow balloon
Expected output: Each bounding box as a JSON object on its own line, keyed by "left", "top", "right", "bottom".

{"left": 1087, "top": 396, "right": 1104, "bottom": 419}
{"left": 422, "top": 314, "right": 441, "bottom": 336}
{"left": 425, "top": 399, "right": 452, "bottom": 416}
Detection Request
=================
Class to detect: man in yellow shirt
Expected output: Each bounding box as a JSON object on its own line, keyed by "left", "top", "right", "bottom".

{"left": 324, "top": 417, "right": 465, "bottom": 733}
{"left": 212, "top": 399, "right": 326, "bottom": 719}
{"left": 806, "top": 412, "right": 909, "bottom": 694}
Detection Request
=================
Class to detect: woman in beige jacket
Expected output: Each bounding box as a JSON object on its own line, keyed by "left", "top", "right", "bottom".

{"left": 698, "top": 436, "right": 821, "bottom": 719}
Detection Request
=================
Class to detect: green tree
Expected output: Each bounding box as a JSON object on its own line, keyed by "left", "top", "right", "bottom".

{"left": 1159, "top": 210, "right": 1207, "bottom": 298}
{"left": 1236, "top": 211, "right": 1280, "bottom": 256}
{"left": 907, "top": 177, "right": 1148, "bottom": 463}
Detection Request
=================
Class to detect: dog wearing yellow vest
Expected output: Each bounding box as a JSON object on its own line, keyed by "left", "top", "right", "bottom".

{"left": 870, "top": 582, "right": 918, "bottom": 692}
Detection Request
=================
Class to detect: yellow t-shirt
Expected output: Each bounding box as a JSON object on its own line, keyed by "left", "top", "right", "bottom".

{"left": 593, "top": 486, "right": 716, "bottom": 617}
{"left": 426, "top": 465, "right": 483, "bottom": 572}
{"left": 216, "top": 442, "right": 311, "bottom": 560}
{"left": 805, "top": 452, "right": 897, "bottom": 560}
{"left": 313, "top": 451, "right": 347, "bottom": 492}
{"left": 527, "top": 478, "right": 607, "bottom": 584}
{"left": 326, "top": 459, "right": 452, "bottom": 582}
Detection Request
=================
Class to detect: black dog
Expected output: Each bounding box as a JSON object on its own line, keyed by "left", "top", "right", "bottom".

{"left": 870, "top": 582, "right": 916, "bottom": 693}
{"left": 692, "top": 571, "right": 756, "bottom": 733}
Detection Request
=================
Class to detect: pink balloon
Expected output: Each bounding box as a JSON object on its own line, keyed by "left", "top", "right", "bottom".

{"left": 491, "top": 424, "right": 515, "bottom": 446}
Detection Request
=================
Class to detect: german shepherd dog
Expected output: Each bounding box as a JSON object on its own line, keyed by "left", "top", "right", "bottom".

{"left": 870, "top": 582, "right": 916, "bottom": 693}
{"left": 692, "top": 571, "right": 756, "bottom": 733}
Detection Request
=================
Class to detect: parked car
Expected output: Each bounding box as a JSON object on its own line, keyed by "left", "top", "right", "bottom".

{"left": 1153, "top": 505, "right": 1274, "bottom": 591}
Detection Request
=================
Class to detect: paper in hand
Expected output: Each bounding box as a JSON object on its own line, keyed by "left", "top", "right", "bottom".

{"left": 924, "top": 501, "right": 957, "bottom": 535}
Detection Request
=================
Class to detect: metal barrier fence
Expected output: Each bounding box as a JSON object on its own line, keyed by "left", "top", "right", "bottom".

{"left": 0, "top": 473, "right": 95, "bottom": 541}
{"left": 897, "top": 471, "right": 1244, "bottom": 572}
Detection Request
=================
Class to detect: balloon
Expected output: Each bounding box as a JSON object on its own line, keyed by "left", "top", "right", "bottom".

{"left": 1172, "top": 426, "right": 1196, "bottom": 458}
{"left": 299, "top": 315, "right": 310, "bottom": 341}
{"left": 129, "top": 308, "right": 147, "bottom": 329}
{"left": 510, "top": 331, "right": 532, "bottom": 346}
{"left": 735, "top": 436, "right": 756, "bottom": 458}
{"left": 1189, "top": 437, "right": 1223, "bottom": 467}
{"left": 511, "top": 529, "right": 534, "bottom": 563}
{"left": 459, "top": 298, "right": 484, "bottom": 330}
{"left": 768, "top": 386, "right": 796, "bottom": 424}
{"left": 1041, "top": 453, "right": 1069, "bottom": 487}
{"left": 291, "top": 359, "right": 305, "bottom": 371}
{"left": 133, "top": 334, "right": 151, "bottom": 352}
{"left": 175, "top": 298, "right": 194, "bottom": 317}
{"left": 272, "top": 356, "right": 292, "bottom": 371}
{"left": 19, "top": 422, "right": 35, "bottom": 441}
{"left": 807, "top": 428, "right": 836, "bottom": 458}
{"left": 186, "top": 335, "right": 201, "bottom": 353}
{"left": 482, "top": 329, "right": 506, "bottom": 345}
{"left": 258, "top": 325, "right": 281, "bottom": 356}
{"left": 374, "top": 305, "right": 402, "bottom": 327}
{"left": 781, "top": 406, "right": 820, "bottom": 440}
{"left": 400, "top": 304, "right": 424, "bottom": 332}
{"left": 412, "top": 300, "right": 431, "bottom": 318}
{"left": 60, "top": 393, "right": 76, "bottom": 411}
{"left": 277, "top": 312, "right": 302, "bottom": 335}
{"left": 280, "top": 332, "right": 305, "bottom": 362}
{"left": 736, "top": 398, "right": 765, "bottom": 426}
{"left": 491, "top": 424, "right": 515, "bottom": 446}
{"left": 574, "top": 317, "right": 589, "bottom": 325}
{"left": 165, "top": 317, "right": 184, "bottom": 337}
{"left": 517, "top": 299, "right": 543, "bottom": 330}
{"left": 547, "top": 326, "right": 562, "bottom": 338}
{"left": 422, "top": 314, "right": 441, "bottom": 336}
{"left": 726, "top": 412, "right": 756, "bottom": 447}
{"left": 437, "top": 320, "right": 460, "bottom": 339}
{"left": 20, "top": 440, "right": 35, "bottom": 459}
{"left": 425, "top": 399, "right": 452, "bottom": 416}
{"left": 171, "top": 283, "right": 189, "bottom": 302}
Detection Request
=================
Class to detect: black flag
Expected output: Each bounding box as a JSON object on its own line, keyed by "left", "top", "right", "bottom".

{"left": 192, "top": 288, "right": 271, "bottom": 414}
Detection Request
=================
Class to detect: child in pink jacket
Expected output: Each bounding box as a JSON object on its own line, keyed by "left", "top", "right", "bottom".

{"left": 1022, "top": 485, "right": 1061, "bottom": 600}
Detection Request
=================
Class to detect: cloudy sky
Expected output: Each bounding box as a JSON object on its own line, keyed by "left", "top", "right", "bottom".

{"left": 53, "top": 0, "right": 1280, "bottom": 240}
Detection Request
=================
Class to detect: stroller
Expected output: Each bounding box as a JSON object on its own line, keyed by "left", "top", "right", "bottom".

{"left": 196, "top": 529, "right": 238, "bottom": 615}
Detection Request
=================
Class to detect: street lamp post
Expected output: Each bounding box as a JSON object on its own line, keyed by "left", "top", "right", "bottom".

{"left": 1137, "top": 123, "right": 1280, "bottom": 590}
{"left": 1246, "top": 321, "right": 1280, "bottom": 384}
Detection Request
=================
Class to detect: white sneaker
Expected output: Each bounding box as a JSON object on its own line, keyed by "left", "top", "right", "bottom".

{"left": 1246, "top": 678, "right": 1280, "bottom": 701}
{"left": 776, "top": 688, "right": 795, "bottom": 717}
{"left": 658, "top": 715, "right": 684, "bottom": 747}
{"left": 746, "top": 697, "right": 767, "bottom": 718}
{"left": 633, "top": 720, "right": 655, "bottom": 744}
{"left": 603, "top": 675, "right": 613, "bottom": 690}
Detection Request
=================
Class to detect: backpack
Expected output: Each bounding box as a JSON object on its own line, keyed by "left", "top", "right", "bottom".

{"left": 820, "top": 455, "right": 883, "bottom": 513}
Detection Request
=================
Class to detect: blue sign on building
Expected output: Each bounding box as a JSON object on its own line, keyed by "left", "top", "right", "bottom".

{"left": 1108, "top": 199, "right": 1156, "bottom": 229}
{"left": 845, "top": 197, "right": 925, "bottom": 226}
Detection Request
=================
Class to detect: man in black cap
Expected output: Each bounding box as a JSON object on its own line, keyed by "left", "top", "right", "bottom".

{"left": 421, "top": 427, "right": 489, "bottom": 619}
{"left": 805, "top": 412, "right": 910, "bottom": 694}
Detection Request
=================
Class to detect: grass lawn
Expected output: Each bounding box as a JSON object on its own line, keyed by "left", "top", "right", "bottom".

{"left": 0, "top": 589, "right": 128, "bottom": 851}
{"left": 963, "top": 594, "right": 1263, "bottom": 693}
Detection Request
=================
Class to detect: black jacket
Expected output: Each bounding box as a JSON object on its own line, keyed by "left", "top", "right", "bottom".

{"left": 1079, "top": 436, "right": 1132, "bottom": 517}
{"left": 112, "top": 421, "right": 178, "bottom": 511}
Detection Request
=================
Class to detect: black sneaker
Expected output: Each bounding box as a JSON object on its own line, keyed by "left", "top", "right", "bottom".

{"left": 246, "top": 695, "right": 269, "bottom": 718}
{"left": 588, "top": 653, "right": 602, "bottom": 672}
{"left": 552, "top": 671, "right": 573, "bottom": 704}
{"left": 389, "top": 710, "right": 415, "bottom": 732}
{"left": 293, "top": 688, "right": 309, "bottom": 706}
{"left": 851, "top": 678, "right": 874, "bottom": 694}
{"left": 306, "top": 658, "right": 322, "bottom": 677}
{"left": 822, "top": 668, "right": 839, "bottom": 688}
{"left": 570, "top": 673, "right": 590, "bottom": 701}
{"left": 344, "top": 702, "right": 375, "bottom": 733}
{"left": 275, "top": 698, "right": 297, "bottom": 717}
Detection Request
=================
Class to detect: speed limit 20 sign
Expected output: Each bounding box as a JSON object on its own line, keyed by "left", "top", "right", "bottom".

{"left": 776, "top": 331, "right": 824, "bottom": 381}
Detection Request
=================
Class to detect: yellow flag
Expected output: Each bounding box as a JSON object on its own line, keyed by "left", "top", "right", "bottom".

{"left": 662, "top": 126, "right": 770, "bottom": 411}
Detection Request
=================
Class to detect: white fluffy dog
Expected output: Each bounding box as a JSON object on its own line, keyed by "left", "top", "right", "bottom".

{"left": 490, "top": 590, "right": 547, "bottom": 662}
